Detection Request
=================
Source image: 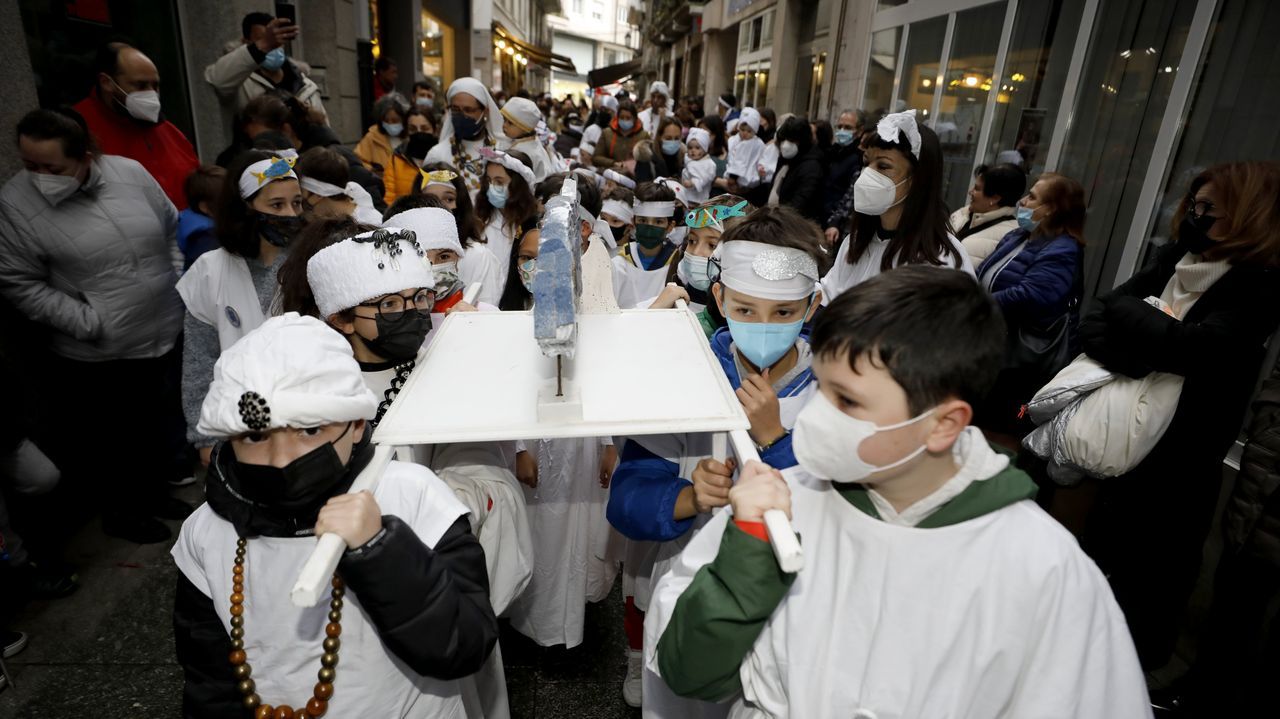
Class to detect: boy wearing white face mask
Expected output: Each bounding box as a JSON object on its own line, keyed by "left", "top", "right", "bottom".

{"left": 649, "top": 265, "right": 1152, "bottom": 719}
{"left": 608, "top": 206, "right": 824, "bottom": 714}
{"left": 820, "top": 109, "right": 974, "bottom": 304}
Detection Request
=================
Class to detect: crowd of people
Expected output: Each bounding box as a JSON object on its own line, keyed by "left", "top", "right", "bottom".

{"left": 1, "top": 9, "right": 1280, "bottom": 718}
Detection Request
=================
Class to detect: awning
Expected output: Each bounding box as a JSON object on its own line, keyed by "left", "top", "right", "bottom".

{"left": 492, "top": 23, "right": 577, "bottom": 73}
{"left": 587, "top": 58, "right": 642, "bottom": 88}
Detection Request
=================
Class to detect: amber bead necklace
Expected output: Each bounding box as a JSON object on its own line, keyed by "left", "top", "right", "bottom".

{"left": 227, "top": 536, "right": 343, "bottom": 719}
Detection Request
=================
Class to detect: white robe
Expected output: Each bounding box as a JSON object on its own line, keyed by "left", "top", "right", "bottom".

{"left": 637, "top": 106, "right": 669, "bottom": 138}
{"left": 820, "top": 232, "right": 975, "bottom": 305}
{"left": 483, "top": 215, "right": 519, "bottom": 292}
{"left": 459, "top": 241, "right": 505, "bottom": 308}
{"left": 681, "top": 156, "right": 718, "bottom": 205}
{"left": 725, "top": 136, "right": 766, "bottom": 189}
{"left": 507, "top": 436, "right": 619, "bottom": 648}
{"left": 506, "top": 135, "right": 555, "bottom": 183}
{"left": 175, "top": 248, "right": 266, "bottom": 351}
{"left": 645, "top": 437, "right": 1152, "bottom": 719}
{"left": 611, "top": 243, "right": 674, "bottom": 309}
{"left": 171, "top": 461, "right": 475, "bottom": 718}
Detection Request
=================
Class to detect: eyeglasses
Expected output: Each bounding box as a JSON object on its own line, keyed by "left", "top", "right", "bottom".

{"left": 1186, "top": 193, "right": 1216, "bottom": 220}
{"left": 357, "top": 288, "right": 435, "bottom": 320}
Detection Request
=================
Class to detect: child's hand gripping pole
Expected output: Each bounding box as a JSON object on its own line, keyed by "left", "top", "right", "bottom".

{"left": 290, "top": 444, "right": 396, "bottom": 607}
{"left": 712, "top": 426, "right": 805, "bottom": 575}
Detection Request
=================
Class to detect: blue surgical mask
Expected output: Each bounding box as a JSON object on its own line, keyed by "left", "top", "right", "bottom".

{"left": 382, "top": 122, "right": 404, "bottom": 137}
{"left": 261, "top": 48, "right": 286, "bottom": 71}
{"left": 487, "top": 183, "right": 509, "bottom": 209}
{"left": 618, "top": 119, "right": 635, "bottom": 132}
{"left": 726, "top": 309, "right": 808, "bottom": 369}
{"left": 662, "top": 139, "right": 682, "bottom": 155}
{"left": 834, "top": 129, "right": 855, "bottom": 146}
{"left": 415, "top": 96, "right": 434, "bottom": 110}
{"left": 1016, "top": 206, "right": 1040, "bottom": 233}
{"left": 518, "top": 258, "right": 536, "bottom": 292}
{"left": 678, "top": 253, "right": 712, "bottom": 291}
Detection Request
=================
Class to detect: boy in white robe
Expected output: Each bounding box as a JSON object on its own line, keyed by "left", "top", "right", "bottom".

{"left": 648, "top": 265, "right": 1152, "bottom": 718}
{"left": 172, "top": 313, "right": 496, "bottom": 718}
{"left": 721, "top": 108, "right": 765, "bottom": 194}
{"left": 611, "top": 182, "right": 680, "bottom": 309}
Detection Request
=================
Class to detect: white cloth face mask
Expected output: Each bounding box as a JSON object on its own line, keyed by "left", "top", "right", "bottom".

{"left": 853, "top": 167, "right": 909, "bottom": 216}
{"left": 793, "top": 390, "right": 934, "bottom": 483}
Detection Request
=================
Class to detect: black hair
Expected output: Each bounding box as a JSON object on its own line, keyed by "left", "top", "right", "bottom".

{"left": 498, "top": 216, "right": 541, "bottom": 311}
{"left": 295, "top": 146, "right": 349, "bottom": 187}
{"left": 251, "top": 130, "right": 295, "bottom": 152}
{"left": 616, "top": 100, "right": 638, "bottom": 120}
{"left": 372, "top": 94, "right": 408, "bottom": 128}
{"left": 412, "top": 80, "right": 435, "bottom": 94}
{"left": 278, "top": 217, "right": 378, "bottom": 318}
{"left": 383, "top": 191, "right": 445, "bottom": 223}
{"left": 412, "top": 161, "right": 483, "bottom": 245}
{"left": 978, "top": 163, "right": 1027, "bottom": 208}
{"left": 848, "top": 123, "right": 962, "bottom": 271}
{"left": 720, "top": 93, "right": 737, "bottom": 108}
{"left": 15, "top": 107, "right": 94, "bottom": 159}
{"left": 811, "top": 265, "right": 1005, "bottom": 414}
{"left": 215, "top": 150, "right": 299, "bottom": 258}
{"left": 184, "top": 165, "right": 226, "bottom": 214}
{"left": 242, "top": 12, "right": 273, "bottom": 40}
{"left": 697, "top": 114, "right": 728, "bottom": 157}
{"left": 476, "top": 150, "right": 537, "bottom": 229}
{"left": 374, "top": 56, "right": 397, "bottom": 73}
{"left": 93, "top": 42, "right": 132, "bottom": 78}
{"left": 576, "top": 173, "right": 602, "bottom": 218}
{"left": 776, "top": 116, "right": 814, "bottom": 157}
{"left": 813, "top": 120, "right": 834, "bottom": 149}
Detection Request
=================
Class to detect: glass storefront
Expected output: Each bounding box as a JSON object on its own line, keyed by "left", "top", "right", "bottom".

{"left": 420, "top": 9, "right": 454, "bottom": 92}
{"left": 935, "top": 1, "right": 1007, "bottom": 209}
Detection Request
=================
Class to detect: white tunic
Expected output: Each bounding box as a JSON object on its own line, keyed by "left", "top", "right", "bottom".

{"left": 611, "top": 244, "right": 674, "bottom": 309}
{"left": 482, "top": 215, "right": 519, "bottom": 292}
{"left": 458, "top": 241, "right": 505, "bottom": 308}
{"left": 645, "top": 440, "right": 1152, "bottom": 719}
{"left": 507, "top": 436, "right": 619, "bottom": 648}
{"left": 819, "top": 232, "right": 975, "bottom": 305}
{"left": 725, "top": 136, "right": 766, "bottom": 189}
{"left": 171, "top": 461, "right": 473, "bottom": 718}
{"left": 682, "top": 156, "right": 718, "bottom": 204}
{"left": 176, "top": 248, "right": 266, "bottom": 351}
{"left": 506, "top": 136, "right": 555, "bottom": 183}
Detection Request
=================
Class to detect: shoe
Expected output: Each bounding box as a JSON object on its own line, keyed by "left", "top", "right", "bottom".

{"left": 151, "top": 497, "right": 195, "bottom": 521}
{"left": 168, "top": 475, "right": 197, "bottom": 487}
{"left": 17, "top": 561, "right": 78, "bottom": 599}
{"left": 102, "top": 515, "right": 172, "bottom": 544}
{"left": 2, "top": 631, "right": 27, "bottom": 659}
{"left": 622, "top": 649, "right": 642, "bottom": 708}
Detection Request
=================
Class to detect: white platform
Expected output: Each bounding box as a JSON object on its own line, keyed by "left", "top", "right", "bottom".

{"left": 373, "top": 308, "right": 750, "bottom": 445}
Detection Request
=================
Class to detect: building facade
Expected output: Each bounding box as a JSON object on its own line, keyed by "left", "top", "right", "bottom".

{"left": 548, "top": 0, "right": 641, "bottom": 101}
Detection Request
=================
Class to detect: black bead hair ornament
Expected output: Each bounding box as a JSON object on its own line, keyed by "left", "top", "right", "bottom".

{"left": 237, "top": 391, "right": 271, "bottom": 431}
{"left": 356, "top": 228, "right": 425, "bottom": 270}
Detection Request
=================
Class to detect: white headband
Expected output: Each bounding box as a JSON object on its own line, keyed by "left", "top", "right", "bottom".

{"left": 877, "top": 109, "right": 922, "bottom": 158}
{"left": 603, "top": 169, "right": 636, "bottom": 190}
{"left": 601, "top": 199, "right": 634, "bottom": 224}
{"left": 480, "top": 147, "right": 536, "bottom": 187}
{"left": 306, "top": 228, "right": 435, "bottom": 318}
{"left": 718, "top": 97, "right": 733, "bottom": 110}
{"left": 238, "top": 156, "right": 298, "bottom": 199}
{"left": 299, "top": 176, "right": 346, "bottom": 198}
{"left": 633, "top": 201, "right": 676, "bottom": 219}
{"left": 713, "top": 240, "right": 819, "bottom": 301}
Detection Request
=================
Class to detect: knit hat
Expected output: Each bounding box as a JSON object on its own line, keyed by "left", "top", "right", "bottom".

{"left": 307, "top": 228, "right": 435, "bottom": 319}
{"left": 384, "top": 207, "right": 464, "bottom": 255}
{"left": 197, "top": 313, "right": 378, "bottom": 438}
{"left": 500, "top": 97, "right": 542, "bottom": 136}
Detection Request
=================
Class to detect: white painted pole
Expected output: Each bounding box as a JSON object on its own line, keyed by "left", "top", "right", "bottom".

{"left": 290, "top": 444, "right": 395, "bottom": 607}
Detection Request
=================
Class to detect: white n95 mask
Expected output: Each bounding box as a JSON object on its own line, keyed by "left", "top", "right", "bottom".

{"left": 852, "top": 167, "right": 909, "bottom": 216}
{"left": 793, "top": 391, "right": 933, "bottom": 482}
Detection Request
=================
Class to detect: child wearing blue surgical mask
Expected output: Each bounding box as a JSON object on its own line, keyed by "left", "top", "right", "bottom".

{"left": 606, "top": 205, "right": 826, "bottom": 712}
{"left": 475, "top": 149, "right": 538, "bottom": 290}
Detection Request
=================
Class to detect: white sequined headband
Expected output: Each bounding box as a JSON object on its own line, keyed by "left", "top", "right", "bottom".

{"left": 713, "top": 240, "right": 819, "bottom": 301}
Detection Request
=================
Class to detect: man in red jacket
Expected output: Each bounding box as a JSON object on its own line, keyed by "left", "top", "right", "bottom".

{"left": 74, "top": 42, "right": 198, "bottom": 209}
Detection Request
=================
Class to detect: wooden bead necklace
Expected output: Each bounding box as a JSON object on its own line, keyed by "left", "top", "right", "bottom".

{"left": 228, "top": 536, "right": 343, "bottom": 719}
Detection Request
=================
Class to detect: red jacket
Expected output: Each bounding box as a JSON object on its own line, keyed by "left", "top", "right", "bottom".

{"left": 74, "top": 95, "right": 199, "bottom": 210}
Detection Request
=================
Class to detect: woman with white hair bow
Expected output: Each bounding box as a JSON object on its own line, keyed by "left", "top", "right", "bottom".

{"left": 637, "top": 81, "right": 672, "bottom": 137}
{"left": 424, "top": 78, "right": 508, "bottom": 202}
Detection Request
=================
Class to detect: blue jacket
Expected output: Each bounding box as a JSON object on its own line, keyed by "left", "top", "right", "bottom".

{"left": 606, "top": 327, "right": 815, "bottom": 542}
{"left": 177, "top": 208, "right": 218, "bottom": 271}
{"left": 976, "top": 228, "right": 1081, "bottom": 326}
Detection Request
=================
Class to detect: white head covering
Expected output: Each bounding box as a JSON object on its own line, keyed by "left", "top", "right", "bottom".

{"left": 599, "top": 95, "right": 619, "bottom": 113}
{"left": 686, "top": 127, "right": 711, "bottom": 154}
{"left": 600, "top": 199, "right": 634, "bottom": 224}
{"left": 501, "top": 97, "right": 542, "bottom": 136}
{"left": 436, "top": 77, "right": 507, "bottom": 147}
{"left": 385, "top": 207, "right": 464, "bottom": 255}
{"left": 479, "top": 147, "right": 536, "bottom": 187}
{"left": 307, "top": 228, "right": 436, "bottom": 319}
{"left": 877, "top": 109, "right": 922, "bottom": 158}
{"left": 633, "top": 199, "right": 676, "bottom": 219}
{"left": 197, "top": 313, "right": 378, "bottom": 438}
{"left": 656, "top": 177, "right": 689, "bottom": 207}
{"left": 238, "top": 155, "right": 298, "bottom": 199}
{"left": 603, "top": 168, "right": 636, "bottom": 190}
{"left": 712, "top": 240, "right": 819, "bottom": 301}
{"left": 738, "top": 107, "right": 761, "bottom": 134}
{"left": 726, "top": 118, "right": 741, "bottom": 134}
{"left": 648, "top": 81, "right": 671, "bottom": 101}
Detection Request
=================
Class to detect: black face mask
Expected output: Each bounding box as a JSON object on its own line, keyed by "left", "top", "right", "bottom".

{"left": 1180, "top": 213, "right": 1217, "bottom": 255}
{"left": 596, "top": 112, "right": 612, "bottom": 128}
{"left": 256, "top": 212, "right": 306, "bottom": 248}
{"left": 361, "top": 311, "right": 431, "bottom": 363}
{"left": 406, "top": 132, "right": 438, "bottom": 160}
{"left": 231, "top": 423, "right": 353, "bottom": 511}
{"left": 609, "top": 223, "right": 628, "bottom": 245}
{"left": 452, "top": 112, "right": 485, "bottom": 141}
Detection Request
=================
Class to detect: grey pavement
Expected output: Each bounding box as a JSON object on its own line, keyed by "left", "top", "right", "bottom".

{"left": 0, "top": 482, "right": 640, "bottom": 719}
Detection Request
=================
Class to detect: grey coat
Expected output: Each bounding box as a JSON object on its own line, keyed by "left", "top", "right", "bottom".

{"left": 0, "top": 155, "right": 183, "bottom": 361}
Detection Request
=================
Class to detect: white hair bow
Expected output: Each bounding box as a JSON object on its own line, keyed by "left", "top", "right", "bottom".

{"left": 877, "top": 109, "right": 922, "bottom": 158}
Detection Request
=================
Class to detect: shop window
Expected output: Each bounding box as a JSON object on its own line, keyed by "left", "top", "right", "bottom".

{"left": 896, "top": 15, "right": 947, "bottom": 116}
{"left": 935, "top": 1, "right": 1008, "bottom": 210}
{"left": 862, "top": 27, "right": 901, "bottom": 115}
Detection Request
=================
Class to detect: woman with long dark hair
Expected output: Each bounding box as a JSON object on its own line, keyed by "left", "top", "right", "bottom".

{"left": 475, "top": 149, "right": 538, "bottom": 290}
{"left": 819, "top": 109, "right": 972, "bottom": 303}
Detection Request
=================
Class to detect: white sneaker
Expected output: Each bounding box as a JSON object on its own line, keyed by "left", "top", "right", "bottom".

{"left": 622, "top": 649, "right": 643, "bottom": 707}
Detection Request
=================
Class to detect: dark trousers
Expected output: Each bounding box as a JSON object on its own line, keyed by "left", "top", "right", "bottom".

{"left": 43, "top": 345, "right": 183, "bottom": 519}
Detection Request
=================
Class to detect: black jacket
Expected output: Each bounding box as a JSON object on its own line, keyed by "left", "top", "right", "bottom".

{"left": 775, "top": 147, "right": 827, "bottom": 224}
{"left": 823, "top": 144, "right": 862, "bottom": 220}
{"left": 1223, "top": 361, "right": 1280, "bottom": 567}
{"left": 173, "top": 442, "right": 498, "bottom": 718}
